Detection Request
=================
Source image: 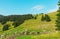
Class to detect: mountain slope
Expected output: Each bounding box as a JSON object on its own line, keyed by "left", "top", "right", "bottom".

{"left": 0, "top": 12, "right": 58, "bottom": 39}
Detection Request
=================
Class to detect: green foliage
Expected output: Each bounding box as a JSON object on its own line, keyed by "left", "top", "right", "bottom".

{"left": 56, "top": 0, "right": 60, "bottom": 30}
{"left": 41, "top": 14, "right": 51, "bottom": 22}
{"left": 0, "top": 14, "right": 34, "bottom": 28}
{"left": 2, "top": 21, "right": 14, "bottom": 31}
{"left": 6, "top": 21, "right": 14, "bottom": 29}
{"left": 45, "top": 14, "right": 51, "bottom": 22}
{"left": 3, "top": 24, "right": 9, "bottom": 31}
{"left": 41, "top": 14, "right": 45, "bottom": 21}
{"left": 13, "top": 20, "right": 24, "bottom": 28}
{"left": 58, "top": 0, "right": 60, "bottom": 6}
{"left": 34, "top": 14, "right": 38, "bottom": 19}
{"left": 0, "top": 12, "right": 58, "bottom": 39}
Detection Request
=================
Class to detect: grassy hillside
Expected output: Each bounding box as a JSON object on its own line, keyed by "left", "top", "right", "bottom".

{"left": 0, "top": 12, "right": 58, "bottom": 39}
{"left": 15, "top": 12, "right": 57, "bottom": 32}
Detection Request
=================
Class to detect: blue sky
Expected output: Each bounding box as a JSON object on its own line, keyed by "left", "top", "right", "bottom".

{"left": 0, "top": 0, "right": 58, "bottom": 15}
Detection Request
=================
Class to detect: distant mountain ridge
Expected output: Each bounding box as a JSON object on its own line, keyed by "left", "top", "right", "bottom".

{"left": 0, "top": 15, "right": 4, "bottom": 18}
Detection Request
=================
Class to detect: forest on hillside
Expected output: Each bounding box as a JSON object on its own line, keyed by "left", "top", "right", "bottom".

{"left": 0, "top": 0, "right": 60, "bottom": 39}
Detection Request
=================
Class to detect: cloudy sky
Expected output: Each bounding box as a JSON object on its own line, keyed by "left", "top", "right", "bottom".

{"left": 0, "top": 0, "right": 58, "bottom": 15}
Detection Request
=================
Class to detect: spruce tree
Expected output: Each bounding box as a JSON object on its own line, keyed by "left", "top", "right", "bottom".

{"left": 56, "top": 0, "right": 60, "bottom": 30}
{"left": 34, "top": 14, "right": 38, "bottom": 19}
{"left": 41, "top": 13, "right": 45, "bottom": 21}
{"left": 45, "top": 14, "right": 51, "bottom": 22}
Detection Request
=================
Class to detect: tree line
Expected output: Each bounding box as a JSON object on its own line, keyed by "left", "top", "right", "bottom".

{"left": 0, "top": 14, "right": 34, "bottom": 31}
{"left": 0, "top": 14, "right": 51, "bottom": 31}
{"left": 41, "top": 13, "right": 51, "bottom": 22}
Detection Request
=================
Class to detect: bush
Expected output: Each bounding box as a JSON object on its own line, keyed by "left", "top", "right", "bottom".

{"left": 3, "top": 24, "right": 9, "bottom": 31}
{"left": 45, "top": 14, "right": 51, "bottom": 22}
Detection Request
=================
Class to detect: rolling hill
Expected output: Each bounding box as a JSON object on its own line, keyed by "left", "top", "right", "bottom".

{"left": 0, "top": 12, "right": 59, "bottom": 39}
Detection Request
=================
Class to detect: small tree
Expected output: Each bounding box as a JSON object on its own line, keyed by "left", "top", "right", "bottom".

{"left": 56, "top": 0, "right": 60, "bottom": 30}
{"left": 34, "top": 14, "right": 38, "bottom": 19}
{"left": 6, "top": 21, "right": 14, "bottom": 29}
{"left": 41, "top": 13, "right": 45, "bottom": 21}
{"left": 13, "top": 20, "right": 24, "bottom": 28}
{"left": 3, "top": 24, "right": 9, "bottom": 31}
{"left": 45, "top": 14, "right": 51, "bottom": 22}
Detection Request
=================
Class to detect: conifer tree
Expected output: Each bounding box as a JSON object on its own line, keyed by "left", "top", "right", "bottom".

{"left": 56, "top": 0, "right": 60, "bottom": 30}
{"left": 41, "top": 13, "right": 45, "bottom": 21}
{"left": 45, "top": 14, "right": 51, "bottom": 22}
{"left": 34, "top": 14, "right": 38, "bottom": 19}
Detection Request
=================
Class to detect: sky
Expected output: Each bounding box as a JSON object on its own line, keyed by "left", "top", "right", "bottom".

{"left": 0, "top": 0, "right": 58, "bottom": 15}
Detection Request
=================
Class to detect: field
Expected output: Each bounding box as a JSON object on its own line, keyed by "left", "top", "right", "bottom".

{"left": 0, "top": 12, "right": 59, "bottom": 39}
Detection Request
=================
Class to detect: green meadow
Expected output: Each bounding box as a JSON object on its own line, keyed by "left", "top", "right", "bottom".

{"left": 0, "top": 12, "right": 60, "bottom": 39}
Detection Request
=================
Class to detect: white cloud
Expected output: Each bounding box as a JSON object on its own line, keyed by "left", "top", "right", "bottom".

{"left": 48, "top": 9, "right": 58, "bottom": 13}
{"left": 48, "top": 6, "right": 58, "bottom": 13}
{"left": 31, "top": 5, "right": 44, "bottom": 12}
